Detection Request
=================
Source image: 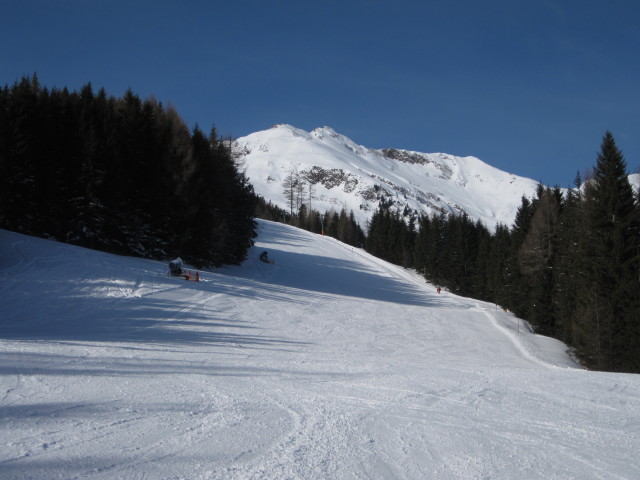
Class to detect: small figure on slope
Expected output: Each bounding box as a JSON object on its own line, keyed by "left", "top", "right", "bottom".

{"left": 259, "top": 251, "right": 275, "bottom": 264}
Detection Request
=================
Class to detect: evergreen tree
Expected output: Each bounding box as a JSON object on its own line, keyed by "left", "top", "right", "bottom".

{"left": 366, "top": 207, "right": 385, "bottom": 258}
{"left": 413, "top": 215, "right": 431, "bottom": 275}
{"left": 0, "top": 76, "right": 256, "bottom": 268}
{"left": 486, "top": 223, "right": 512, "bottom": 308}
{"left": 255, "top": 195, "right": 289, "bottom": 223}
{"left": 576, "top": 132, "right": 640, "bottom": 371}
{"left": 552, "top": 173, "right": 585, "bottom": 345}
{"left": 472, "top": 220, "right": 492, "bottom": 301}
{"left": 507, "top": 195, "right": 536, "bottom": 318}
{"left": 518, "top": 187, "right": 561, "bottom": 335}
{"left": 307, "top": 208, "right": 323, "bottom": 234}
{"left": 424, "top": 212, "right": 446, "bottom": 286}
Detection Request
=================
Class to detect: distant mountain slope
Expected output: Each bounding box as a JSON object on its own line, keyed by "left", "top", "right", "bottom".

{"left": 234, "top": 124, "right": 542, "bottom": 230}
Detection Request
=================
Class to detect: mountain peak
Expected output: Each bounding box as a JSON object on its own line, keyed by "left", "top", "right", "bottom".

{"left": 235, "top": 125, "right": 541, "bottom": 230}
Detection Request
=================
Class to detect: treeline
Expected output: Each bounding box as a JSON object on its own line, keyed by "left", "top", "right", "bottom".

{"left": 254, "top": 166, "right": 365, "bottom": 247}
{"left": 255, "top": 195, "right": 365, "bottom": 248}
{"left": 366, "top": 132, "right": 640, "bottom": 373}
{"left": 0, "top": 75, "right": 256, "bottom": 267}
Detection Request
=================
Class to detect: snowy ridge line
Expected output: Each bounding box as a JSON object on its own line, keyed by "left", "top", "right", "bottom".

{"left": 236, "top": 124, "right": 543, "bottom": 230}
{"left": 321, "top": 233, "right": 426, "bottom": 289}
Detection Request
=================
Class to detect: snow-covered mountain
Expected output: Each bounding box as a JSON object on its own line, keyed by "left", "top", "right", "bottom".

{"left": 3, "top": 222, "right": 640, "bottom": 479}
{"left": 234, "top": 124, "right": 541, "bottom": 230}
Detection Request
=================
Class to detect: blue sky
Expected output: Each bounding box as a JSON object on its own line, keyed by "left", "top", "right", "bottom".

{"left": 2, "top": 0, "right": 639, "bottom": 187}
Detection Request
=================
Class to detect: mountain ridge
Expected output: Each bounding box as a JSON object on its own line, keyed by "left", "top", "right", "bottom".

{"left": 234, "top": 124, "right": 542, "bottom": 230}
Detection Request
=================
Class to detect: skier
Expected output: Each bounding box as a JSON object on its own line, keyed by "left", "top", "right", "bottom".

{"left": 437, "top": 287, "right": 441, "bottom": 294}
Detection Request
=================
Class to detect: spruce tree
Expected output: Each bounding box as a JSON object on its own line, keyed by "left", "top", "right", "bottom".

{"left": 486, "top": 223, "right": 512, "bottom": 308}
{"left": 552, "top": 174, "right": 585, "bottom": 345}
{"left": 577, "top": 132, "right": 640, "bottom": 371}
{"left": 472, "top": 220, "right": 492, "bottom": 301}
{"left": 413, "top": 215, "right": 431, "bottom": 276}
{"left": 508, "top": 195, "right": 536, "bottom": 318}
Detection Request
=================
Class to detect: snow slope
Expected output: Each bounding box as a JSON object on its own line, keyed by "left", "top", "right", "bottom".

{"left": 235, "top": 124, "right": 542, "bottom": 230}
{"left": 2, "top": 223, "right": 640, "bottom": 479}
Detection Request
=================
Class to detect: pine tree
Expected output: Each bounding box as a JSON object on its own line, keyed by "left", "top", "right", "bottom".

{"left": 426, "top": 212, "right": 447, "bottom": 286}
{"left": 472, "top": 220, "right": 492, "bottom": 301}
{"left": 577, "top": 132, "right": 640, "bottom": 371}
{"left": 508, "top": 195, "right": 536, "bottom": 318}
{"left": 366, "top": 207, "right": 386, "bottom": 258}
{"left": 413, "top": 215, "right": 431, "bottom": 275}
{"left": 486, "top": 223, "right": 512, "bottom": 308}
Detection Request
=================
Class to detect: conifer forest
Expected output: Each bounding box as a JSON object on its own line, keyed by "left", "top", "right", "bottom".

{"left": 364, "top": 132, "right": 640, "bottom": 373}
{"left": 264, "top": 133, "right": 640, "bottom": 373}
{"left": 0, "top": 76, "right": 256, "bottom": 268}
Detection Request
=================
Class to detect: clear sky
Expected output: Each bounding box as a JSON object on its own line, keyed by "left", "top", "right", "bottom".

{"left": 2, "top": 0, "right": 639, "bottom": 187}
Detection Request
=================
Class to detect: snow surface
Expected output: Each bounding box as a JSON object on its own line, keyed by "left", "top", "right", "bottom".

{"left": 235, "top": 124, "right": 542, "bottom": 230}
{"left": 2, "top": 222, "right": 640, "bottom": 479}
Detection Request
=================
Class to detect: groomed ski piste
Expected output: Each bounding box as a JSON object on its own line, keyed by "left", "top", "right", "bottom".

{"left": 1, "top": 220, "right": 639, "bottom": 479}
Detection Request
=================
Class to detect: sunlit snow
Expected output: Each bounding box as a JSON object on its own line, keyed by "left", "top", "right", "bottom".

{"left": 1, "top": 222, "right": 639, "bottom": 479}
{"left": 235, "top": 125, "right": 542, "bottom": 230}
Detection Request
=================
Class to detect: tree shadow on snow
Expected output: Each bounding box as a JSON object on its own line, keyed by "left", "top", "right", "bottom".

{"left": 233, "top": 247, "right": 434, "bottom": 307}
{"left": 0, "top": 350, "right": 350, "bottom": 381}
{"left": 0, "top": 291, "right": 309, "bottom": 349}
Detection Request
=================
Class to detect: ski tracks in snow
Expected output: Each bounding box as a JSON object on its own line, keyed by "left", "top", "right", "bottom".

{"left": 4, "top": 224, "right": 638, "bottom": 480}
{"left": 228, "top": 391, "right": 361, "bottom": 479}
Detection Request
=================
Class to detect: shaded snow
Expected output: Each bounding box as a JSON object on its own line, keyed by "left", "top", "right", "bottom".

{"left": 1, "top": 222, "right": 639, "bottom": 479}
